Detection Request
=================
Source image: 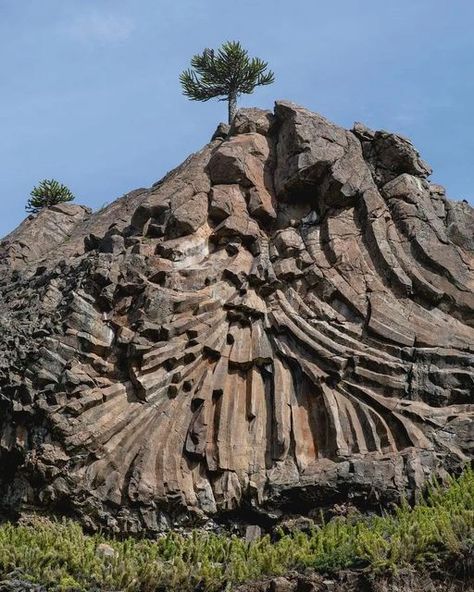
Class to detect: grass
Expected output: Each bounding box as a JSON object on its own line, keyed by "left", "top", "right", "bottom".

{"left": 0, "top": 468, "right": 472, "bottom": 591}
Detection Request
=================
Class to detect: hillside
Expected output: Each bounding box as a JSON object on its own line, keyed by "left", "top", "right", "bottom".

{"left": 0, "top": 102, "right": 472, "bottom": 538}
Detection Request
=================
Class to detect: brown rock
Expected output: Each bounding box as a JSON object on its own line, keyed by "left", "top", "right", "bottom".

{"left": 213, "top": 214, "right": 261, "bottom": 244}
{"left": 208, "top": 133, "right": 277, "bottom": 222}
{"left": 274, "top": 101, "right": 348, "bottom": 197}
{"left": 247, "top": 186, "right": 277, "bottom": 223}
{"left": 209, "top": 185, "right": 247, "bottom": 222}
{"left": 211, "top": 122, "right": 230, "bottom": 140}
{"left": 230, "top": 107, "right": 274, "bottom": 136}
{"left": 273, "top": 228, "right": 305, "bottom": 257}
{"left": 0, "top": 100, "right": 472, "bottom": 536}
{"left": 372, "top": 130, "right": 432, "bottom": 179}
{"left": 208, "top": 134, "right": 269, "bottom": 186}
{"left": 166, "top": 191, "right": 208, "bottom": 238}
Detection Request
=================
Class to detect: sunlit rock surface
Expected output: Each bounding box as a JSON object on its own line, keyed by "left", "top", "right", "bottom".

{"left": 0, "top": 102, "right": 472, "bottom": 533}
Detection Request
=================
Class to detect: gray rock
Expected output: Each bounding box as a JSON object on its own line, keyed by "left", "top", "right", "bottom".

{"left": 95, "top": 542, "right": 117, "bottom": 559}
{"left": 211, "top": 122, "right": 230, "bottom": 140}
{"left": 446, "top": 199, "right": 474, "bottom": 251}
{"left": 0, "top": 579, "right": 46, "bottom": 592}
{"left": 245, "top": 524, "right": 262, "bottom": 542}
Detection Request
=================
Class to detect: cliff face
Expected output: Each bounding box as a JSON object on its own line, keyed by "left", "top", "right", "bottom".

{"left": 0, "top": 102, "right": 472, "bottom": 533}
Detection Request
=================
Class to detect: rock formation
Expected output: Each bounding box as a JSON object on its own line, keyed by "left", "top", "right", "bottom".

{"left": 0, "top": 102, "right": 472, "bottom": 533}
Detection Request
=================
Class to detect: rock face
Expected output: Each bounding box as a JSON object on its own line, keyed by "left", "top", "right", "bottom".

{"left": 0, "top": 204, "right": 91, "bottom": 270}
{"left": 0, "top": 102, "right": 472, "bottom": 533}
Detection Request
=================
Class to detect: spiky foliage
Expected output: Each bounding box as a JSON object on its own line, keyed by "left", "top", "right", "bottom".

{"left": 180, "top": 41, "right": 275, "bottom": 123}
{"left": 0, "top": 469, "right": 472, "bottom": 591}
{"left": 26, "top": 179, "right": 75, "bottom": 214}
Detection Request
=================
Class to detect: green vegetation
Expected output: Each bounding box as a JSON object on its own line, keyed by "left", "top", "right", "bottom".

{"left": 0, "top": 469, "right": 472, "bottom": 591}
{"left": 26, "top": 179, "right": 75, "bottom": 214}
{"left": 180, "top": 41, "right": 275, "bottom": 124}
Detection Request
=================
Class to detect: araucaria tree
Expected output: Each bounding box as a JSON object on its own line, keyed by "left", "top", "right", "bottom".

{"left": 26, "top": 179, "right": 75, "bottom": 214}
{"left": 180, "top": 41, "right": 275, "bottom": 124}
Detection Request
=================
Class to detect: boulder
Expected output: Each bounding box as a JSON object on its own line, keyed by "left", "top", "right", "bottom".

{"left": 166, "top": 191, "right": 208, "bottom": 238}
{"left": 208, "top": 133, "right": 271, "bottom": 184}
{"left": 211, "top": 122, "right": 230, "bottom": 140}
{"left": 208, "top": 133, "right": 277, "bottom": 221}
{"left": 230, "top": 107, "right": 274, "bottom": 136}
{"left": 209, "top": 185, "right": 247, "bottom": 222}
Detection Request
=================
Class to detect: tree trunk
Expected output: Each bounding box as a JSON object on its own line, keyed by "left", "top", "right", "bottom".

{"left": 228, "top": 92, "right": 237, "bottom": 124}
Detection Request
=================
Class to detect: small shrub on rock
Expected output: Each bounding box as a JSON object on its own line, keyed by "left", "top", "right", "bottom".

{"left": 26, "top": 179, "right": 75, "bottom": 214}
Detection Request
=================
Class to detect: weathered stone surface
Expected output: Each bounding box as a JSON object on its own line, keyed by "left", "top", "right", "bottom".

{"left": 0, "top": 101, "right": 472, "bottom": 534}
{"left": 353, "top": 122, "right": 432, "bottom": 185}
{"left": 446, "top": 199, "right": 474, "bottom": 251}
{"left": 209, "top": 185, "right": 247, "bottom": 222}
{"left": 274, "top": 101, "right": 350, "bottom": 198}
{"left": 211, "top": 122, "right": 230, "bottom": 141}
{"left": 0, "top": 203, "right": 91, "bottom": 269}
{"left": 166, "top": 191, "right": 208, "bottom": 238}
{"left": 233, "top": 569, "right": 471, "bottom": 592}
{"left": 208, "top": 132, "right": 277, "bottom": 222}
{"left": 0, "top": 580, "right": 46, "bottom": 592}
{"left": 230, "top": 107, "right": 274, "bottom": 136}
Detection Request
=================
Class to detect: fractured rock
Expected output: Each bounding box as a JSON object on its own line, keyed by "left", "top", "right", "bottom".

{"left": 0, "top": 100, "right": 472, "bottom": 534}
{"left": 166, "top": 191, "right": 208, "bottom": 238}
{"left": 209, "top": 185, "right": 247, "bottom": 222}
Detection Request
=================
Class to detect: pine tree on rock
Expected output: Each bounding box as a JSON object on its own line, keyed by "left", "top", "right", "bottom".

{"left": 180, "top": 41, "right": 275, "bottom": 124}
{"left": 26, "top": 179, "right": 75, "bottom": 214}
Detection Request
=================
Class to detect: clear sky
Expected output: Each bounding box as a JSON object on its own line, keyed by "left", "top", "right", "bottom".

{"left": 1, "top": 0, "right": 473, "bottom": 238}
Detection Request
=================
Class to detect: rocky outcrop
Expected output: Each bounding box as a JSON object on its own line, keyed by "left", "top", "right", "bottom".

{"left": 0, "top": 102, "right": 472, "bottom": 533}
{"left": 233, "top": 569, "right": 473, "bottom": 592}
{"left": 0, "top": 204, "right": 91, "bottom": 270}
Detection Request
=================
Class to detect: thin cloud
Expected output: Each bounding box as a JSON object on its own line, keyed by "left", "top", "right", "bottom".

{"left": 65, "top": 11, "right": 135, "bottom": 45}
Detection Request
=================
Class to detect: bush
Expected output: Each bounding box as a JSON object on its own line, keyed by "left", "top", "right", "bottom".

{"left": 0, "top": 468, "right": 472, "bottom": 591}
{"left": 26, "top": 179, "right": 75, "bottom": 214}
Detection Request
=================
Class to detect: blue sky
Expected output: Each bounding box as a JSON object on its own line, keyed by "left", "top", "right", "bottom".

{"left": 1, "top": 0, "right": 473, "bottom": 237}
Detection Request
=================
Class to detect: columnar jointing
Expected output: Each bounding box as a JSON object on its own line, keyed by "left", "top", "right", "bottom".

{"left": 0, "top": 103, "right": 472, "bottom": 532}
